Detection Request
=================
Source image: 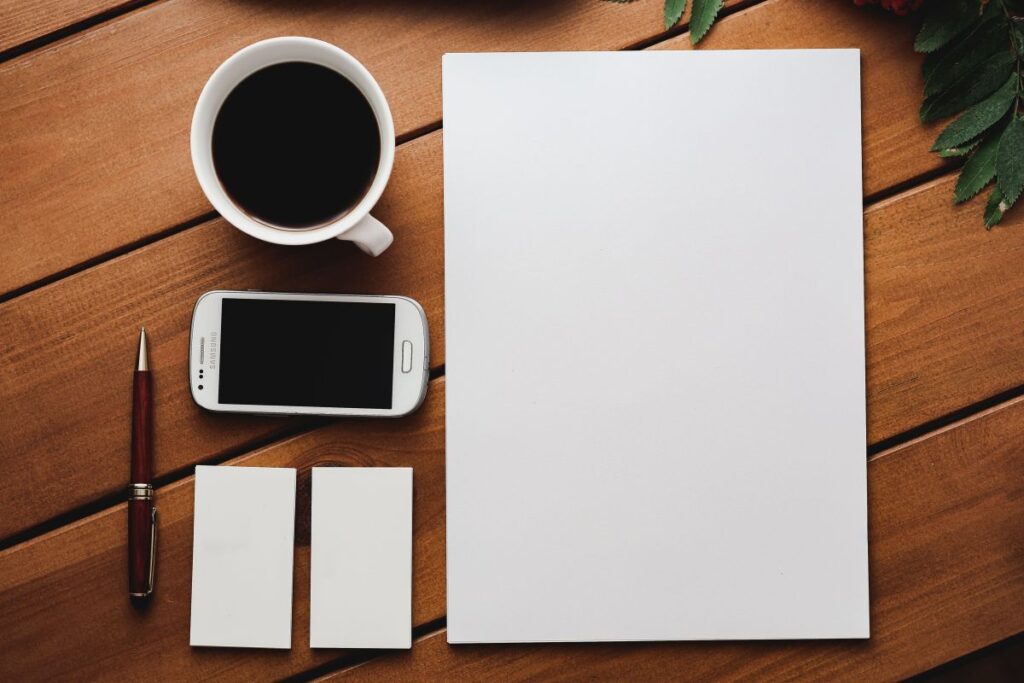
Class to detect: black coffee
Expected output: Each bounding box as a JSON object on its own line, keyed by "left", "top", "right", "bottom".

{"left": 212, "top": 61, "right": 381, "bottom": 229}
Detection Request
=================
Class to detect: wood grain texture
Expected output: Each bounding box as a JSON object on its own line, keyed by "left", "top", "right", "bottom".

{"left": 0, "top": 133, "right": 444, "bottom": 541}
{"left": 0, "top": 0, "right": 666, "bottom": 295}
{"left": 0, "top": 0, "right": 936, "bottom": 296}
{"left": 916, "top": 635, "right": 1024, "bottom": 683}
{"left": 865, "top": 174, "right": 1024, "bottom": 442}
{"left": 657, "top": 0, "right": 944, "bottom": 199}
{"left": 0, "top": 0, "right": 136, "bottom": 53}
{"left": 3, "top": 133, "right": 1020, "bottom": 544}
{"left": 0, "top": 379, "right": 446, "bottom": 681}
{"left": 2, "top": 127, "right": 1015, "bottom": 544}
{"left": 326, "top": 397, "right": 1024, "bottom": 683}
{"left": 6, "top": 372, "right": 1021, "bottom": 682}
{"left": 0, "top": 0, "right": 1016, "bottom": 679}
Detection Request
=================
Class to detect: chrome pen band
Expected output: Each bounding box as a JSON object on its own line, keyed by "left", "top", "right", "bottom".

{"left": 128, "top": 483, "right": 153, "bottom": 500}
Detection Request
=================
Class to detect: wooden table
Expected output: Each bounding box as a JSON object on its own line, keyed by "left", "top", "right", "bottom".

{"left": 1, "top": 0, "right": 1022, "bottom": 679}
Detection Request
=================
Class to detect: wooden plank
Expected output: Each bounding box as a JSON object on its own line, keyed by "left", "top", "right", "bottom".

{"left": 0, "top": 132, "right": 444, "bottom": 541}
{"left": 0, "top": 379, "right": 446, "bottom": 681}
{"left": 0, "top": 0, "right": 666, "bottom": 295}
{"left": 6, "top": 378, "right": 1024, "bottom": 682}
{"left": 657, "top": 0, "right": 942, "bottom": 199}
{"left": 916, "top": 634, "right": 1024, "bottom": 683}
{"left": 0, "top": 0, "right": 1000, "bottom": 545}
{"left": 325, "top": 397, "right": 1024, "bottom": 683}
{"left": 1, "top": 132, "right": 1018, "bottom": 543}
{"left": 0, "top": 0, "right": 138, "bottom": 53}
{"left": 865, "top": 174, "right": 1024, "bottom": 443}
{"left": 0, "top": 0, "right": 937, "bottom": 296}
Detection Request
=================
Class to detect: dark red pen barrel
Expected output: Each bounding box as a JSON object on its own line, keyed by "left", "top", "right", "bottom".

{"left": 128, "top": 499, "right": 153, "bottom": 595}
{"left": 129, "top": 368, "right": 154, "bottom": 596}
{"left": 131, "top": 371, "right": 153, "bottom": 482}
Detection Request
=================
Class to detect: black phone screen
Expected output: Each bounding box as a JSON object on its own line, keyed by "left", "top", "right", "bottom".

{"left": 217, "top": 298, "right": 395, "bottom": 409}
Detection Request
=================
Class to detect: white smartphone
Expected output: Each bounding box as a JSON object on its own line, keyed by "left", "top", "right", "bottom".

{"left": 189, "top": 290, "right": 429, "bottom": 417}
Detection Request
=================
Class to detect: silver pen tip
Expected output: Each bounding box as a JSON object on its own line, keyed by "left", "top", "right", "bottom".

{"left": 137, "top": 327, "right": 149, "bottom": 371}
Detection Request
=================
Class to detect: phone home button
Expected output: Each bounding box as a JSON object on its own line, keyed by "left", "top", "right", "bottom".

{"left": 401, "top": 340, "right": 413, "bottom": 373}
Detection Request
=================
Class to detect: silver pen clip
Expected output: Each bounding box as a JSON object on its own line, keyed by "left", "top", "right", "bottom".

{"left": 145, "top": 507, "right": 158, "bottom": 596}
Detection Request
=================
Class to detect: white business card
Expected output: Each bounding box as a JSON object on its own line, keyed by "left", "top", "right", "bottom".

{"left": 189, "top": 465, "right": 296, "bottom": 648}
{"left": 310, "top": 467, "right": 412, "bottom": 649}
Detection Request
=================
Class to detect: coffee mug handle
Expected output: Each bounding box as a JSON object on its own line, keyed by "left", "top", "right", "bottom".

{"left": 339, "top": 214, "right": 393, "bottom": 256}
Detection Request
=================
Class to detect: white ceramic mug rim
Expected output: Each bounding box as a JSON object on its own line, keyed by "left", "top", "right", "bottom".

{"left": 190, "top": 37, "right": 395, "bottom": 245}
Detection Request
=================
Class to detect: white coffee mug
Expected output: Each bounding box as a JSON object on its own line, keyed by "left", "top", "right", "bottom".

{"left": 191, "top": 37, "right": 395, "bottom": 256}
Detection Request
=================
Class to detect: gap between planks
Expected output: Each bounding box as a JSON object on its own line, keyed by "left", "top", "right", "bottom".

{"left": 0, "top": 156, "right": 962, "bottom": 307}
{"left": 4, "top": 332, "right": 1024, "bottom": 555}
{"left": 0, "top": 0, "right": 156, "bottom": 64}
{"left": 288, "top": 401, "right": 1024, "bottom": 682}
{"left": 278, "top": 617, "right": 450, "bottom": 683}
{"left": 0, "top": 364, "right": 445, "bottom": 553}
{"left": 0, "top": 123, "right": 995, "bottom": 557}
{"left": 0, "top": 0, "right": 765, "bottom": 67}
{"left": 0, "top": 119, "right": 444, "bottom": 306}
{"left": 2, "top": 2, "right": 1008, "bottom": 679}
{"left": 0, "top": 0, "right": 761, "bottom": 305}
{"left": 4, "top": 157, "right": 1013, "bottom": 554}
{"left": 4, "top": 280, "right": 1023, "bottom": 678}
{"left": 0, "top": 161, "right": 998, "bottom": 553}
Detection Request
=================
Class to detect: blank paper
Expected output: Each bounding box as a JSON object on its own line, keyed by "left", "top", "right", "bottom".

{"left": 309, "top": 467, "right": 412, "bottom": 649}
{"left": 189, "top": 465, "right": 296, "bottom": 648}
{"left": 443, "top": 51, "right": 868, "bottom": 642}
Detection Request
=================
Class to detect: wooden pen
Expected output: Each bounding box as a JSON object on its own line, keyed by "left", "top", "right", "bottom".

{"left": 128, "top": 327, "right": 157, "bottom": 598}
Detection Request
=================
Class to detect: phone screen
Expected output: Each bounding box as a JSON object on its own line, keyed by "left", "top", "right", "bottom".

{"left": 218, "top": 298, "right": 396, "bottom": 409}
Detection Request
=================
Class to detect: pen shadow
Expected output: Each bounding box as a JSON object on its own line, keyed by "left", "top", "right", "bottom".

{"left": 128, "top": 595, "right": 153, "bottom": 613}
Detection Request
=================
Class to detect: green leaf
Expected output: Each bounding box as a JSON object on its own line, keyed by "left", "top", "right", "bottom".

{"left": 1015, "top": 23, "right": 1024, "bottom": 58}
{"left": 664, "top": 0, "right": 687, "bottom": 29}
{"left": 954, "top": 134, "right": 999, "bottom": 203}
{"left": 689, "top": 0, "right": 724, "bottom": 45}
{"left": 922, "top": 0, "right": 1001, "bottom": 82}
{"left": 923, "top": 19, "right": 1006, "bottom": 97}
{"left": 937, "top": 139, "right": 980, "bottom": 157}
{"left": 915, "top": 0, "right": 980, "bottom": 53}
{"left": 920, "top": 50, "right": 1015, "bottom": 123}
{"left": 983, "top": 185, "right": 1011, "bottom": 228}
{"left": 997, "top": 116, "right": 1024, "bottom": 205}
{"left": 930, "top": 74, "right": 1016, "bottom": 150}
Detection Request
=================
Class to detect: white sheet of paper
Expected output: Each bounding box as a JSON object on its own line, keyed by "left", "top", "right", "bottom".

{"left": 309, "top": 467, "right": 412, "bottom": 649}
{"left": 189, "top": 465, "right": 296, "bottom": 648}
{"left": 443, "top": 50, "right": 868, "bottom": 643}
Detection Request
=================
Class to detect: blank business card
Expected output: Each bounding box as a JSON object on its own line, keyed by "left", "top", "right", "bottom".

{"left": 189, "top": 465, "right": 296, "bottom": 648}
{"left": 310, "top": 467, "right": 412, "bottom": 649}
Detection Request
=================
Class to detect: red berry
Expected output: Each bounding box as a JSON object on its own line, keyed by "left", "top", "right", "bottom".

{"left": 852, "top": 0, "right": 926, "bottom": 14}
